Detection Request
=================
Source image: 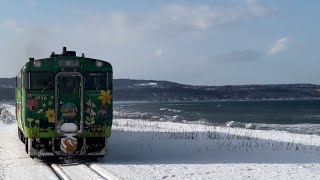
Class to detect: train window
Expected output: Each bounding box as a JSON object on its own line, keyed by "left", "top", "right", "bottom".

{"left": 107, "top": 72, "right": 113, "bottom": 89}
{"left": 84, "top": 73, "right": 96, "bottom": 90}
{"left": 60, "top": 76, "right": 75, "bottom": 94}
{"left": 97, "top": 74, "right": 107, "bottom": 89}
{"left": 27, "top": 72, "right": 54, "bottom": 90}
{"left": 84, "top": 72, "right": 112, "bottom": 90}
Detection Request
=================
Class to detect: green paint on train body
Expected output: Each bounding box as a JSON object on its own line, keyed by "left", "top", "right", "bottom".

{"left": 16, "top": 51, "right": 113, "bottom": 139}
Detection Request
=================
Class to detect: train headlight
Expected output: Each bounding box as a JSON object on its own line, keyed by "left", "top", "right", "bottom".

{"left": 96, "top": 61, "right": 103, "bottom": 68}
{"left": 34, "top": 60, "right": 42, "bottom": 68}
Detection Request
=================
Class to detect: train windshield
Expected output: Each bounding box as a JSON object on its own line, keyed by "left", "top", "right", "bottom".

{"left": 60, "top": 76, "right": 75, "bottom": 94}
{"left": 84, "top": 72, "right": 112, "bottom": 90}
{"left": 25, "top": 72, "right": 54, "bottom": 90}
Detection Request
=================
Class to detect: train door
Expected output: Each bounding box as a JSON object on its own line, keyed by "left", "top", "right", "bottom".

{"left": 55, "top": 72, "right": 83, "bottom": 134}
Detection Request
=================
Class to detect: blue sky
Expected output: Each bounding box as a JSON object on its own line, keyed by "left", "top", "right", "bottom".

{"left": 0, "top": 0, "right": 320, "bottom": 85}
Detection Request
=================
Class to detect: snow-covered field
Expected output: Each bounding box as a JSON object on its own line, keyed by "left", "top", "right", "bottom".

{"left": 1, "top": 104, "right": 320, "bottom": 179}
{"left": 0, "top": 104, "right": 58, "bottom": 180}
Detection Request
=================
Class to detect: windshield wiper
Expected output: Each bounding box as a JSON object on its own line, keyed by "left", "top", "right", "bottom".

{"left": 41, "top": 82, "right": 53, "bottom": 93}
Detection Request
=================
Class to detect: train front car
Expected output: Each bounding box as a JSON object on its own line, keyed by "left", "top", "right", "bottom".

{"left": 16, "top": 47, "right": 113, "bottom": 158}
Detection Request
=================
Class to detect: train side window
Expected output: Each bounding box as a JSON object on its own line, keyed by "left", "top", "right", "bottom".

{"left": 107, "top": 72, "right": 113, "bottom": 90}
{"left": 23, "top": 73, "right": 28, "bottom": 89}
{"left": 16, "top": 72, "right": 21, "bottom": 88}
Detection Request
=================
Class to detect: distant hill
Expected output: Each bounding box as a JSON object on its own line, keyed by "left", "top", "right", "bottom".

{"left": 113, "top": 79, "right": 320, "bottom": 101}
{"left": 0, "top": 78, "right": 15, "bottom": 100}
{"left": 1, "top": 78, "right": 320, "bottom": 101}
{"left": 0, "top": 78, "right": 15, "bottom": 88}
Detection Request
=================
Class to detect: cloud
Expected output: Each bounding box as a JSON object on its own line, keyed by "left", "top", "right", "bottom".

{"left": 216, "top": 49, "right": 262, "bottom": 63}
{"left": 153, "top": 49, "right": 164, "bottom": 57}
{"left": 159, "top": 0, "right": 273, "bottom": 31}
{"left": 142, "top": 0, "right": 275, "bottom": 35}
{"left": 268, "top": 37, "right": 289, "bottom": 55}
{"left": 1, "top": 18, "right": 25, "bottom": 33}
{"left": 1, "top": 21, "right": 60, "bottom": 63}
{"left": 0, "top": 1, "right": 277, "bottom": 82}
{"left": 2, "top": 19, "right": 17, "bottom": 29}
{"left": 70, "top": 1, "right": 275, "bottom": 43}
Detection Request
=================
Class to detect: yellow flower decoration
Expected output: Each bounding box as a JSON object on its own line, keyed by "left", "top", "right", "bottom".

{"left": 45, "top": 109, "right": 55, "bottom": 123}
{"left": 98, "top": 90, "right": 112, "bottom": 105}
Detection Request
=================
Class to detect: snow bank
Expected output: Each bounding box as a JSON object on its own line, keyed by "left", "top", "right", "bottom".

{"left": 110, "top": 119, "right": 320, "bottom": 152}
{"left": 0, "top": 103, "right": 16, "bottom": 124}
{"left": 105, "top": 118, "right": 320, "bottom": 164}
{"left": 96, "top": 119, "right": 320, "bottom": 179}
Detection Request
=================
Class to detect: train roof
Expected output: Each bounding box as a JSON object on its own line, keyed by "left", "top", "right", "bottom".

{"left": 20, "top": 47, "right": 112, "bottom": 73}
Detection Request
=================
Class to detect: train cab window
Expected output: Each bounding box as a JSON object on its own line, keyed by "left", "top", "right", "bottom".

{"left": 25, "top": 72, "right": 54, "bottom": 90}
{"left": 84, "top": 72, "right": 112, "bottom": 90}
{"left": 60, "top": 76, "right": 75, "bottom": 94}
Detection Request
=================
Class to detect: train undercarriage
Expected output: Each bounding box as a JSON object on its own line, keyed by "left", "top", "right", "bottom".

{"left": 18, "top": 128, "right": 108, "bottom": 159}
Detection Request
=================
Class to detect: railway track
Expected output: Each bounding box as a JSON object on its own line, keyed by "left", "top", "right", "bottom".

{"left": 50, "top": 163, "right": 119, "bottom": 180}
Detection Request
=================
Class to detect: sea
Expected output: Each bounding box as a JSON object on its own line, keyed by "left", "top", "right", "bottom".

{"left": 114, "top": 100, "right": 320, "bottom": 135}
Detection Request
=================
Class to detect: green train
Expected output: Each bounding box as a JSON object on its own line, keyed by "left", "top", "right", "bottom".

{"left": 15, "top": 47, "right": 113, "bottom": 158}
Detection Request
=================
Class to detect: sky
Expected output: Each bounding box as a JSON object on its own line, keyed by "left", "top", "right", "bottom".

{"left": 0, "top": 0, "right": 320, "bottom": 86}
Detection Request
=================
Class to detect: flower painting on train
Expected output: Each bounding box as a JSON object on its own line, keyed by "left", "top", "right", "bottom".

{"left": 98, "top": 90, "right": 112, "bottom": 105}
{"left": 98, "top": 104, "right": 111, "bottom": 118}
{"left": 45, "top": 109, "right": 55, "bottom": 123}
{"left": 27, "top": 99, "right": 38, "bottom": 111}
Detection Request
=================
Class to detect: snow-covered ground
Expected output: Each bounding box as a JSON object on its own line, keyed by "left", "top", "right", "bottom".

{"left": 0, "top": 122, "right": 58, "bottom": 180}
{"left": 1, "top": 104, "right": 320, "bottom": 179}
